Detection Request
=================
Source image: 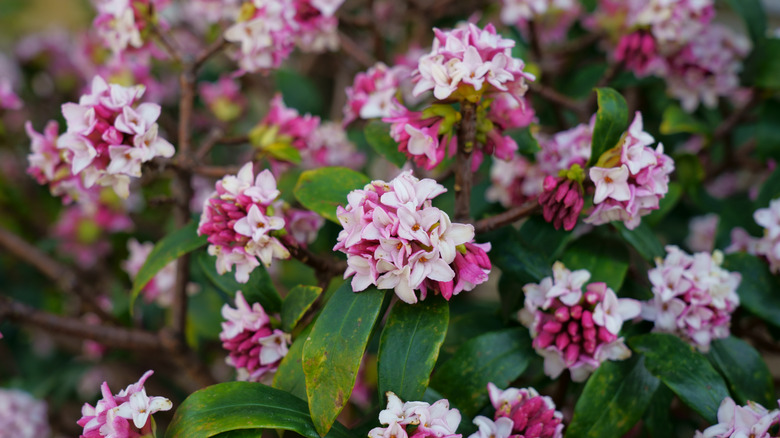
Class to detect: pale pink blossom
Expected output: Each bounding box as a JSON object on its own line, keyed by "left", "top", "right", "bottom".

{"left": 686, "top": 214, "right": 718, "bottom": 253}
{"left": 371, "top": 392, "right": 461, "bottom": 438}
{"left": 694, "top": 397, "right": 780, "bottom": 438}
{"left": 0, "top": 389, "right": 51, "bottom": 438}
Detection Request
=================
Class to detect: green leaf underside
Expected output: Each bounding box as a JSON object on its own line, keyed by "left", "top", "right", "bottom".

{"left": 430, "top": 327, "right": 533, "bottom": 417}
{"left": 588, "top": 88, "right": 629, "bottom": 167}
{"left": 196, "top": 251, "right": 282, "bottom": 314}
{"left": 707, "top": 337, "right": 775, "bottom": 406}
{"left": 364, "top": 121, "right": 408, "bottom": 168}
{"left": 567, "top": 356, "right": 660, "bottom": 438}
{"left": 629, "top": 333, "right": 729, "bottom": 423}
{"left": 281, "top": 285, "right": 323, "bottom": 333}
{"left": 131, "top": 222, "right": 207, "bottom": 307}
{"left": 165, "top": 382, "right": 355, "bottom": 438}
{"left": 302, "top": 283, "right": 385, "bottom": 436}
{"left": 378, "top": 297, "right": 449, "bottom": 401}
{"left": 273, "top": 323, "right": 314, "bottom": 400}
{"left": 723, "top": 253, "right": 780, "bottom": 328}
{"left": 294, "top": 167, "right": 371, "bottom": 224}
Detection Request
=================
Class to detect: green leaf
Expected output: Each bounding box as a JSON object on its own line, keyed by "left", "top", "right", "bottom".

{"left": 274, "top": 69, "right": 324, "bottom": 117}
{"left": 377, "top": 297, "right": 449, "bottom": 401}
{"left": 131, "top": 222, "right": 207, "bottom": 306}
{"left": 567, "top": 356, "right": 660, "bottom": 438}
{"left": 646, "top": 182, "right": 682, "bottom": 227}
{"left": 725, "top": 0, "right": 766, "bottom": 44}
{"left": 723, "top": 253, "right": 780, "bottom": 328}
{"left": 588, "top": 88, "right": 629, "bottom": 166}
{"left": 562, "top": 234, "right": 629, "bottom": 291}
{"left": 755, "top": 38, "right": 780, "bottom": 90}
{"left": 507, "top": 128, "right": 541, "bottom": 156}
{"left": 265, "top": 142, "right": 302, "bottom": 164}
{"left": 281, "top": 285, "right": 322, "bottom": 333}
{"left": 756, "top": 168, "right": 780, "bottom": 209}
{"left": 165, "top": 382, "right": 355, "bottom": 438}
{"left": 629, "top": 333, "right": 730, "bottom": 423}
{"left": 673, "top": 154, "right": 705, "bottom": 190}
{"left": 273, "top": 324, "right": 313, "bottom": 400}
{"left": 518, "top": 215, "right": 573, "bottom": 263}
{"left": 707, "top": 336, "right": 774, "bottom": 406}
{"left": 615, "top": 222, "right": 665, "bottom": 261}
{"left": 643, "top": 385, "right": 675, "bottom": 438}
{"left": 430, "top": 327, "right": 533, "bottom": 417}
{"left": 364, "top": 121, "right": 407, "bottom": 168}
{"left": 302, "top": 283, "right": 385, "bottom": 436}
{"left": 660, "top": 105, "right": 710, "bottom": 135}
{"left": 294, "top": 167, "right": 371, "bottom": 224}
{"left": 196, "top": 251, "right": 282, "bottom": 314}
{"left": 485, "top": 227, "right": 551, "bottom": 284}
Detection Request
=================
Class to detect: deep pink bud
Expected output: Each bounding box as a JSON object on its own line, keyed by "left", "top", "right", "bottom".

{"left": 554, "top": 307, "right": 570, "bottom": 322}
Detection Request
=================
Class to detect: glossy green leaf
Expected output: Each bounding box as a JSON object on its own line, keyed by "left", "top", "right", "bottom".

{"left": 629, "top": 333, "right": 729, "bottom": 423}
{"left": 562, "top": 234, "right": 629, "bottom": 291}
{"left": 567, "top": 356, "right": 660, "bottom": 438}
{"left": 430, "top": 327, "right": 533, "bottom": 417}
{"left": 755, "top": 38, "right": 780, "bottom": 90}
{"left": 756, "top": 168, "right": 780, "bottom": 209}
{"left": 588, "top": 88, "right": 628, "bottom": 166}
{"left": 615, "top": 222, "right": 665, "bottom": 261}
{"left": 508, "top": 127, "right": 541, "bottom": 156}
{"left": 274, "top": 69, "right": 324, "bottom": 116}
{"left": 364, "top": 121, "right": 407, "bottom": 168}
{"left": 485, "top": 227, "right": 551, "bottom": 284}
{"left": 302, "top": 283, "right": 385, "bottom": 436}
{"left": 165, "top": 382, "right": 355, "bottom": 438}
{"left": 196, "top": 250, "right": 282, "bottom": 314}
{"left": 281, "top": 285, "right": 322, "bottom": 333}
{"left": 643, "top": 385, "right": 675, "bottom": 438}
{"left": 660, "top": 105, "right": 710, "bottom": 135}
{"left": 273, "top": 324, "right": 313, "bottom": 400}
{"left": 131, "top": 222, "right": 207, "bottom": 306}
{"left": 707, "top": 336, "right": 774, "bottom": 406}
{"left": 518, "top": 215, "right": 573, "bottom": 262}
{"left": 378, "top": 297, "right": 449, "bottom": 401}
{"left": 725, "top": 0, "right": 766, "bottom": 44}
{"left": 294, "top": 167, "right": 371, "bottom": 224}
{"left": 723, "top": 253, "right": 780, "bottom": 328}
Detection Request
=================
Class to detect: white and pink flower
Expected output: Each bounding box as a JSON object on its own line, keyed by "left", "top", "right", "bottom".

{"left": 476, "top": 383, "right": 564, "bottom": 438}
{"left": 0, "top": 389, "right": 51, "bottom": 438}
{"left": 694, "top": 397, "right": 780, "bottom": 438}
{"left": 370, "top": 392, "right": 461, "bottom": 438}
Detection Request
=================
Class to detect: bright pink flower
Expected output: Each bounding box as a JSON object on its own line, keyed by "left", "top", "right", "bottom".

{"left": 220, "top": 291, "right": 291, "bottom": 382}
{"left": 334, "top": 171, "right": 488, "bottom": 304}
{"left": 198, "top": 162, "right": 290, "bottom": 283}
{"left": 0, "top": 389, "right": 51, "bottom": 438}
{"left": 521, "top": 262, "right": 640, "bottom": 382}
{"left": 641, "top": 246, "right": 740, "bottom": 352}
{"left": 615, "top": 31, "right": 668, "bottom": 77}
{"left": 343, "top": 62, "right": 411, "bottom": 125}
{"left": 694, "top": 397, "right": 780, "bottom": 438}
{"left": 538, "top": 174, "right": 585, "bottom": 231}
{"left": 303, "top": 122, "right": 366, "bottom": 169}
{"left": 77, "top": 370, "right": 172, "bottom": 438}
{"left": 483, "top": 383, "right": 564, "bottom": 438}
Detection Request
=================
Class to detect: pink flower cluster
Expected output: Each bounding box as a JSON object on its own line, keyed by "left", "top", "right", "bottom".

{"left": 78, "top": 370, "right": 172, "bottom": 438}
{"left": 27, "top": 120, "right": 87, "bottom": 204}
{"left": 500, "top": 0, "right": 582, "bottom": 45}
{"left": 0, "top": 389, "right": 51, "bottom": 438}
{"left": 334, "top": 171, "right": 491, "bottom": 304}
{"left": 585, "top": 112, "right": 673, "bottom": 230}
{"left": 92, "top": 0, "right": 170, "bottom": 55}
{"left": 641, "top": 246, "right": 741, "bottom": 352}
{"left": 56, "top": 76, "right": 174, "bottom": 199}
{"left": 122, "top": 239, "right": 177, "bottom": 306}
{"left": 695, "top": 397, "right": 780, "bottom": 438}
{"left": 254, "top": 95, "right": 364, "bottom": 170}
{"left": 412, "top": 23, "right": 534, "bottom": 102}
{"left": 199, "top": 76, "right": 247, "bottom": 122}
{"left": 538, "top": 172, "right": 585, "bottom": 231}
{"left": 198, "top": 162, "right": 290, "bottom": 283}
{"left": 487, "top": 120, "right": 591, "bottom": 208}
{"left": 53, "top": 201, "right": 134, "bottom": 269}
{"left": 521, "top": 262, "right": 641, "bottom": 382}
{"left": 224, "top": 0, "right": 344, "bottom": 73}
{"left": 220, "top": 291, "right": 290, "bottom": 382}
{"left": 343, "top": 62, "right": 411, "bottom": 126}
{"left": 369, "top": 392, "right": 461, "bottom": 438}
{"left": 469, "top": 383, "right": 563, "bottom": 438}
{"left": 728, "top": 198, "right": 780, "bottom": 274}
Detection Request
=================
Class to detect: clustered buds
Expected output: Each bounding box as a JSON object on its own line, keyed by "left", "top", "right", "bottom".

{"left": 695, "top": 397, "right": 780, "bottom": 438}
{"left": 521, "top": 262, "right": 641, "bottom": 382}
{"left": 343, "top": 62, "right": 410, "bottom": 126}
{"left": 369, "top": 392, "right": 461, "bottom": 438}
{"left": 538, "top": 165, "right": 585, "bottom": 231}
{"left": 220, "top": 291, "right": 290, "bottom": 382}
{"left": 728, "top": 197, "right": 780, "bottom": 274}
{"left": 198, "top": 162, "right": 290, "bottom": 283}
{"left": 224, "top": 0, "right": 344, "bottom": 73}
{"left": 334, "top": 171, "right": 490, "bottom": 304}
{"left": 78, "top": 370, "right": 172, "bottom": 438}
{"left": 468, "top": 383, "right": 563, "bottom": 438}
{"left": 92, "top": 0, "right": 169, "bottom": 55}
{"left": 585, "top": 112, "right": 673, "bottom": 230}
{"left": 0, "top": 389, "right": 51, "bottom": 438}
{"left": 641, "top": 246, "right": 741, "bottom": 352}
{"left": 56, "top": 76, "right": 175, "bottom": 199}
{"left": 122, "top": 239, "right": 177, "bottom": 306}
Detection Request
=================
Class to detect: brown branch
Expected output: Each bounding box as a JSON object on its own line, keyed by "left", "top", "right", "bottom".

{"left": 0, "top": 225, "right": 76, "bottom": 290}
{"left": 338, "top": 31, "right": 376, "bottom": 68}
{"left": 454, "top": 101, "right": 476, "bottom": 222}
{"left": 159, "top": 329, "right": 218, "bottom": 388}
{"left": 281, "top": 235, "right": 347, "bottom": 286}
{"left": 0, "top": 296, "right": 160, "bottom": 350}
{"left": 150, "top": 25, "right": 183, "bottom": 64}
{"left": 473, "top": 202, "right": 541, "bottom": 234}
{"left": 192, "top": 164, "right": 242, "bottom": 178}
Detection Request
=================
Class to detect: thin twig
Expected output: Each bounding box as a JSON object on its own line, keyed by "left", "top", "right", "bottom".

{"left": 473, "top": 202, "right": 541, "bottom": 234}
{"left": 192, "top": 164, "right": 242, "bottom": 178}
{"left": 0, "top": 225, "right": 76, "bottom": 290}
{"left": 281, "top": 235, "right": 347, "bottom": 280}
{"left": 454, "top": 101, "right": 477, "bottom": 223}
